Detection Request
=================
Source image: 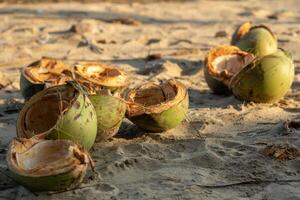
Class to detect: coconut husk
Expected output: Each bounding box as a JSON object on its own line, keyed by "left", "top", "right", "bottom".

{"left": 231, "top": 21, "right": 252, "bottom": 45}
{"left": 6, "top": 138, "right": 92, "bottom": 191}
{"left": 205, "top": 45, "right": 254, "bottom": 87}
{"left": 124, "top": 79, "right": 187, "bottom": 117}
{"left": 73, "top": 63, "right": 128, "bottom": 93}
{"left": 23, "top": 57, "right": 72, "bottom": 86}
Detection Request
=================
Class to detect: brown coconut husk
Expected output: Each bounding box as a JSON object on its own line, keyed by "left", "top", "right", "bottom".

{"left": 23, "top": 57, "right": 72, "bottom": 86}
{"left": 72, "top": 63, "right": 128, "bottom": 93}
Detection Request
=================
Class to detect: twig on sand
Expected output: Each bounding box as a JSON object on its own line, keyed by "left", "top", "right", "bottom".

{"left": 193, "top": 179, "right": 300, "bottom": 189}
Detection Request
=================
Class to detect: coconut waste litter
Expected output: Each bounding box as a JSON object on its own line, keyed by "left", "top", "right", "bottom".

{"left": 8, "top": 57, "right": 189, "bottom": 192}
{"left": 205, "top": 22, "right": 294, "bottom": 102}
{"left": 6, "top": 21, "right": 295, "bottom": 192}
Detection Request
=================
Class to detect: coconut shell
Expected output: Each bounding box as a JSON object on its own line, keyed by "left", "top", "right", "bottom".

{"left": 230, "top": 49, "right": 294, "bottom": 103}
{"left": 124, "top": 79, "right": 189, "bottom": 132}
{"left": 89, "top": 94, "right": 126, "bottom": 142}
{"left": 204, "top": 45, "right": 254, "bottom": 95}
{"left": 231, "top": 21, "right": 252, "bottom": 45}
{"left": 17, "top": 84, "right": 97, "bottom": 150}
{"left": 20, "top": 57, "right": 72, "bottom": 100}
{"left": 6, "top": 138, "right": 92, "bottom": 192}
{"left": 73, "top": 63, "right": 128, "bottom": 94}
{"left": 235, "top": 25, "right": 277, "bottom": 57}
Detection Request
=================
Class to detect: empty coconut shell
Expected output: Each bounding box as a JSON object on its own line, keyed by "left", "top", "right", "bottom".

{"left": 89, "top": 92, "right": 127, "bottom": 142}
{"left": 20, "top": 57, "right": 72, "bottom": 100}
{"left": 7, "top": 138, "right": 93, "bottom": 192}
{"left": 17, "top": 83, "right": 97, "bottom": 150}
{"left": 124, "top": 79, "right": 189, "bottom": 132}
{"left": 72, "top": 63, "right": 128, "bottom": 94}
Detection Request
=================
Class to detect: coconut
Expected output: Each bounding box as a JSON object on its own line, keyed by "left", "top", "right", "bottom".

{"left": 89, "top": 90, "right": 126, "bottom": 142}
{"left": 6, "top": 138, "right": 92, "bottom": 192}
{"left": 204, "top": 45, "right": 254, "bottom": 95}
{"left": 72, "top": 63, "right": 128, "bottom": 94}
{"left": 233, "top": 23, "right": 277, "bottom": 57}
{"left": 20, "top": 57, "right": 72, "bottom": 100}
{"left": 124, "top": 79, "right": 188, "bottom": 132}
{"left": 17, "top": 83, "right": 97, "bottom": 150}
{"left": 231, "top": 21, "right": 252, "bottom": 45}
{"left": 230, "top": 49, "right": 294, "bottom": 103}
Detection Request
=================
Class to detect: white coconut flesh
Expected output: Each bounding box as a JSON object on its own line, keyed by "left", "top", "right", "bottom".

{"left": 212, "top": 54, "right": 253, "bottom": 77}
{"left": 74, "top": 64, "right": 127, "bottom": 87}
{"left": 21, "top": 87, "right": 78, "bottom": 136}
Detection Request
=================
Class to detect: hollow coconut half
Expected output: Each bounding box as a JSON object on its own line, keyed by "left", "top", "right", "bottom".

{"left": 7, "top": 138, "right": 93, "bottom": 192}
{"left": 73, "top": 63, "right": 128, "bottom": 94}
{"left": 124, "top": 79, "right": 188, "bottom": 133}
{"left": 230, "top": 49, "right": 294, "bottom": 103}
{"left": 232, "top": 23, "right": 278, "bottom": 57}
{"left": 204, "top": 45, "right": 255, "bottom": 95}
{"left": 20, "top": 57, "right": 73, "bottom": 100}
{"left": 89, "top": 90, "right": 127, "bottom": 142}
{"left": 17, "top": 83, "right": 97, "bottom": 150}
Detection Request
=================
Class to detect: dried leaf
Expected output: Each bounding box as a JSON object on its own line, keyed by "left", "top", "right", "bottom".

{"left": 261, "top": 144, "right": 300, "bottom": 160}
{"left": 284, "top": 119, "right": 300, "bottom": 134}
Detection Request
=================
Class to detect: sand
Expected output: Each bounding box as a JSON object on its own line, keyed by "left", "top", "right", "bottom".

{"left": 0, "top": 0, "right": 300, "bottom": 199}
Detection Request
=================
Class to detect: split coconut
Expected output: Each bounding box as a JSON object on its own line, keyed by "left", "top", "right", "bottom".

{"left": 89, "top": 90, "right": 127, "bottom": 142}
{"left": 204, "top": 45, "right": 294, "bottom": 102}
{"left": 124, "top": 79, "right": 189, "bottom": 132}
{"left": 17, "top": 83, "right": 97, "bottom": 150}
{"left": 231, "top": 22, "right": 278, "bottom": 57}
{"left": 72, "top": 63, "right": 128, "bottom": 94}
{"left": 204, "top": 45, "right": 254, "bottom": 95}
{"left": 20, "top": 57, "right": 72, "bottom": 100}
{"left": 7, "top": 138, "right": 92, "bottom": 192}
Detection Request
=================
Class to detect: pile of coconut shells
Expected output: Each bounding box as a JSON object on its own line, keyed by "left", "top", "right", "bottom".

{"left": 6, "top": 57, "right": 189, "bottom": 192}
{"left": 205, "top": 22, "right": 295, "bottom": 102}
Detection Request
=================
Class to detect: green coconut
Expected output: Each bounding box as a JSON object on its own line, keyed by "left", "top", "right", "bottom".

{"left": 230, "top": 49, "right": 294, "bottom": 103}
{"left": 235, "top": 24, "right": 278, "bottom": 57}
{"left": 73, "top": 63, "right": 128, "bottom": 95}
{"left": 89, "top": 91, "right": 126, "bottom": 142}
{"left": 6, "top": 138, "right": 92, "bottom": 192}
{"left": 17, "top": 83, "right": 97, "bottom": 150}
{"left": 20, "top": 57, "right": 72, "bottom": 100}
{"left": 231, "top": 21, "right": 252, "bottom": 45}
{"left": 124, "top": 79, "right": 189, "bottom": 133}
{"left": 204, "top": 45, "right": 254, "bottom": 95}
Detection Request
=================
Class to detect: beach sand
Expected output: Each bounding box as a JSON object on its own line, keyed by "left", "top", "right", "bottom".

{"left": 0, "top": 0, "right": 300, "bottom": 199}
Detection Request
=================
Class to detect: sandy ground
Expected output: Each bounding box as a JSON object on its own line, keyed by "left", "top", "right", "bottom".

{"left": 0, "top": 0, "right": 300, "bottom": 199}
